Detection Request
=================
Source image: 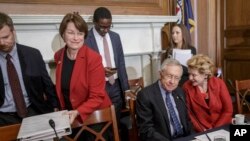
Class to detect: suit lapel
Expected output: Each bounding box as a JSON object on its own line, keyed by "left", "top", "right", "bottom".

{"left": 0, "top": 66, "right": 4, "bottom": 106}
{"left": 87, "top": 29, "right": 100, "bottom": 53}
{"left": 109, "top": 32, "right": 118, "bottom": 67}
{"left": 172, "top": 90, "right": 186, "bottom": 129}
{"left": 153, "top": 83, "right": 172, "bottom": 131}
{"left": 70, "top": 46, "right": 86, "bottom": 91}
{"left": 16, "top": 44, "right": 30, "bottom": 95}
{"left": 192, "top": 87, "right": 210, "bottom": 110}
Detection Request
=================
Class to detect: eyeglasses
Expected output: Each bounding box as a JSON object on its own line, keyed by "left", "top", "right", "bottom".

{"left": 65, "top": 31, "right": 85, "bottom": 37}
{"left": 162, "top": 74, "right": 181, "bottom": 81}
{"left": 96, "top": 23, "right": 113, "bottom": 31}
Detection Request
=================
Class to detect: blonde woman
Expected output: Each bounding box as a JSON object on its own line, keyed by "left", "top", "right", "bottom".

{"left": 183, "top": 54, "right": 233, "bottom": 132}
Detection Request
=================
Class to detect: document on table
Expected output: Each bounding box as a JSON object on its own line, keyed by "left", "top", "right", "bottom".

{"left": 195, "top": 129, "right": 229, "bottom": 141}
{"left": 172, "top": 49, "right": 192, "bottom": 67}
{"left": 17, "top": 110, "right": 72, "bottom": 141}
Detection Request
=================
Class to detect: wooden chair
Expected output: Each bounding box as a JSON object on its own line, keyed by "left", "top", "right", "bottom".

{"left": 63, "top": 105, "right": 120, "bottom": 141}
{"left": 235, "top": 79, "right": 250, "bottom": 114}
{"left": 128, "top": 77, "right": 144, "bottom": 95}
{"left": 122, "top": 77, "right": 144, "bottom": 141}
{"left": 0, "top": 124, "right": 21, "bottom": 141}
{"left": 128, "top": 98, "right": 139, "bottom": 141}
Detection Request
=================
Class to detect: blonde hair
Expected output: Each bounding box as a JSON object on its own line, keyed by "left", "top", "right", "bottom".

{"left": 187, "top": 54, "right": 215, "bottom": 77}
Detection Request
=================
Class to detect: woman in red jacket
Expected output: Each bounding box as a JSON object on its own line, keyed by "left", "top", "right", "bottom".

{"left": 54, "top": 12, "right": 111, "bottom": 124}
{"left": 183, "top": 54, "right": 233, "bottom": 132}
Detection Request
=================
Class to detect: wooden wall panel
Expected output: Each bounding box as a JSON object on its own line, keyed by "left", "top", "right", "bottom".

{"left": 226, "top": 0, "right": 250, "bottom": 28}
{"left": 220, "top": 0, "right": 250, "bottom": 85}
{"left": 196, "top": 0, "right": 209, "bottom": 55}
{"left": 0, "top": 0, "right": 171, "bottom": 15}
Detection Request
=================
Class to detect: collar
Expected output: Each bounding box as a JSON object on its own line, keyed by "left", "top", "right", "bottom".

{"left": 93, "top": 27, "right": 110, "bottom": 40}
{"left": 0, "top": 43, "right": 17, "bottom": 59}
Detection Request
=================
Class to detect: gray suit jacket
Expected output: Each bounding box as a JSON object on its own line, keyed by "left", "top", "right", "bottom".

{"left": 136, "top": 81, "right": 191, "bottom": 141}
{"left": 85, "top": 28, "right": 129, "bottom": 92}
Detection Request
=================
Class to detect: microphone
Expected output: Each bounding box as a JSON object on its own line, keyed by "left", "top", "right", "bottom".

{"left": 177, "top": 95, "right": 212, "bottom": 141}
{"left": 227, "top": 79, "right": 235, "bottom": 91}
{"left": 216, "top": 68, "right": 222, "bottom": 78}
{"left": 49, "top": 119, "right": 59, "bottom": 140}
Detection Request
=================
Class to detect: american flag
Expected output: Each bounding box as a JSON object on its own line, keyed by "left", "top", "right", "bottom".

{"left": 176, "top": 0, "right": 195, "bottom": 33}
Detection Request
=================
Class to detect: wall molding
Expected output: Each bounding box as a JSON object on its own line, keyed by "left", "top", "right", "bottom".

{"left": 12, "top": 14, "right": 178, "bottom": 85}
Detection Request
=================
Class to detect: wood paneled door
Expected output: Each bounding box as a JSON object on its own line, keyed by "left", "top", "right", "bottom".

{"left": 219, "top": 0, "right": 250, "bottom": 90}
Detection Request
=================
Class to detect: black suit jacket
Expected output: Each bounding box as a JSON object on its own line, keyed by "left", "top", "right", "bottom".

{"left": 0, "top": 44, "right": 58, "bottom": 113}
{"left": 136, "top": 81, "right": 191, "bottom": 141}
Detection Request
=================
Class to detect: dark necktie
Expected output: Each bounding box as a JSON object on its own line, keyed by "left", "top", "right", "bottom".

{"left": 165, "top": 92, "right": 183, "bottom": 136}
{"left": 103, "top": 36, "right": 115, "bottom": 85}
{"left": 6, "top": 54, "right": 27, "bottom": 118}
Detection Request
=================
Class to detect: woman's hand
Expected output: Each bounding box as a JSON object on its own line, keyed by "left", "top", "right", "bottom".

{"left": 64, "top": 110, "right": 79, "bottom": 124}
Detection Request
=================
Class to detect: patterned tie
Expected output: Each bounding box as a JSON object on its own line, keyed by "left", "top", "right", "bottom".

{"left": 165, "top": 92, "right": 183, "bottom": 136}
{"left": 6, "top": 54, "right": 27, "bottom": 118}
{"left": 103, "top": 36, "right": 115, "bottom": 85}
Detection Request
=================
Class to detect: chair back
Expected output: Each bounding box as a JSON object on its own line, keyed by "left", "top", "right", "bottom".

{"left": 0, "top": 124, "right": 21, "bottom": 141}
{"left": 127, "top": 77, "right": 143, "bottom": 141}
{"left": 128, "top": 98, "right": 139, "bottom": 141}
{"left": 128, "top": 77, "right": 144, "bottom": 95}
{"left": 235, "top": 79, "right": 250, "bottom": 114}
{"left": 64, "top": 105, "right": 120, "bottom": 141}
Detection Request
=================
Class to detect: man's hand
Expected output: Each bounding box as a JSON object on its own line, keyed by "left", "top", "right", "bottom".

{"left": 125, "top": 90, "right": 136, "bottom": 100}
{"left": 54, "top": 108, "right": 59, "bottom": 112}
{"left": 104, "top": 67, "right": 117, "bottom": 77}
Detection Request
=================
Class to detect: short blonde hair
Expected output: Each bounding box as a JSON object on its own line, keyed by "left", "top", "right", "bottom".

{"left": 187, "top": 54, "right": 215, "bottom": 77}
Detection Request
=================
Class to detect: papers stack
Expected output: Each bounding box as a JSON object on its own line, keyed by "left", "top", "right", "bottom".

{"left": 195, "top": 129, "right": 229, "bottom": 141}
{"left": 17, "top": 110, "right": 71, "bottom": 141}
{"left": 172, "top": 49, "right": 192, "bottom": 67}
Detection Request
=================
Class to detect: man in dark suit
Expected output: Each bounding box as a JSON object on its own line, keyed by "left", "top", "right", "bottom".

{"left": 85, "top": 7, "right": 131, "bottom": 141}
{"left": 0, "top": 12, "right": 59, "bottom": 126}
{"left": 136, "top": 58, "right": 191, "bottom": 141}
{"left": 85, "top": 7, "right": 132, "bottom": 119}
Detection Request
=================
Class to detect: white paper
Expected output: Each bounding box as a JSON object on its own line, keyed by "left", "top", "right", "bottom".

{"left": 195, "top": 129, "right": 229, "bottom": 141}
{"left": 172, "top": 49, "right": 192, "bottom": 67}
{"left": 17, "top": 110, "right": 71, "bottom": 141}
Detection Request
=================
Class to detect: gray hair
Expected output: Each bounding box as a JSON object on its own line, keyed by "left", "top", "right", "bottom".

{"left": 160, "top": 58, "right": 183, "bottom": 75}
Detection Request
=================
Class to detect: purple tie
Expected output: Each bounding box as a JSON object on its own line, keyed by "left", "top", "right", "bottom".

{"left": 103, "top": 36, "right": 115, "bottom": 85}
{"left": 6, "top": 54, "right": 27, "bottom": 118}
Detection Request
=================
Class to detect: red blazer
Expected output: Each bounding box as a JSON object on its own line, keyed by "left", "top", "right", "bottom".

{"left": 54, "top": 44, "right": 111, "bottom": 121}
{"left": 183, "top": 77, "right": 233, "bottom": 132}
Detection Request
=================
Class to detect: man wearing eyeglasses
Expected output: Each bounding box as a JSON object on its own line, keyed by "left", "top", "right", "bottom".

{"left": 136, "top": 58, "right": 192, "bottom": 141}
{"left": 85, "top": 7, "right": 131, "bottom": 141}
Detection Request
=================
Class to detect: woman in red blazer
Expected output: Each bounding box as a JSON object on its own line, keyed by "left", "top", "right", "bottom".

{"left": 54, "top": 12, "right": 111, "bottom": 124}
{"left": 183, "top": 54, "right": 233, "bottom": 132}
